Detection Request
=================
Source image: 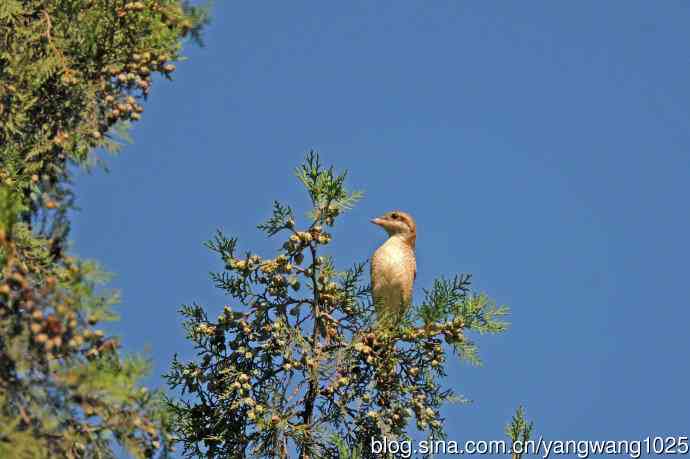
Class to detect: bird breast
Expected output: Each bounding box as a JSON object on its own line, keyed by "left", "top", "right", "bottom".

{"left": 371, "top": 237, "right": 416, "bottom": 310}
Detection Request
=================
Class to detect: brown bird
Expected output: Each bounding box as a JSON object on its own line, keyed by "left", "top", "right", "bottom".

{"left": 370, "top": 211, "right": 417, "bottom": 328}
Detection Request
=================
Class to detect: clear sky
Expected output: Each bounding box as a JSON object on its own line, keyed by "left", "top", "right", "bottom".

{"left": 71, "top": 1, "right": 690, "bottom": 457}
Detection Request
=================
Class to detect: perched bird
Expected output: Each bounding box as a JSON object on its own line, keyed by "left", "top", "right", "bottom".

{"left": 370, "top": 211, "right": 417, "bottom": 328}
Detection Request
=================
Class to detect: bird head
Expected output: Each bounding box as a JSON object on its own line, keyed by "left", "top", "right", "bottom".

{"left": 371, "top": 211, "right": 416, "bottom": 245}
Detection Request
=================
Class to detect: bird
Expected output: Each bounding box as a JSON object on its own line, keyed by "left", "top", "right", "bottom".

{"left": 370, "top": 210, "right": 417, "bottom": 328}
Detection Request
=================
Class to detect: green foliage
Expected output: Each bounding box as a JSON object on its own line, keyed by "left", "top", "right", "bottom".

{"left": 166, "top": 153, "right": 509, "bottom": 458}
{"left": 296, "top": 151, "right": 364, "bottom": 224}
{"left": 0, "top": 185, "right": 176, "bottom": 457}
{"left": 506, "top": 406, "right": 533, "bottom": 459}
{"left": 0, "top": 0, "right": 209, "bottom": 220}
{"left": 0, "top": 0, "right": 208, "bottom": 456}
{"left": 415, "top": 278, "right": 508, "bottom": 366}
{"left": 0, "top": 187, "right": 26, "bottom": 239}
{"left": 257, "top": 201, "right": 295, "bottom": 237}
{"left": 330, "top": 433, "right": 362, "bottom": 459}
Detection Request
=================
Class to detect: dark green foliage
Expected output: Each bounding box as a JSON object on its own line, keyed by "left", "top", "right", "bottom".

{"left": 0, "top": 0, "right": 208, "bottom": 456}
{"left": 1, "top": 0, "right": 208, "bottom": 222}
{"left": 166, "top": 153, "right": 509, "bottom": 458}
{"left": 0, "top": 187, "right": 174, "bottom": 458}
{"left": 257, "top": 202, "right": 295, "bottom": 237}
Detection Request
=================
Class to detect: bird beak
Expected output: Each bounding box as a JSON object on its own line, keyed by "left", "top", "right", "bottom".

{"left": 371, "top": 217, "right": 385, "bottom": 226}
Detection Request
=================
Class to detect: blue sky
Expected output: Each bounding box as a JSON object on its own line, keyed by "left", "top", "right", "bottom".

{"left": 71, "top": 1, "right": 690, "bottom": 457}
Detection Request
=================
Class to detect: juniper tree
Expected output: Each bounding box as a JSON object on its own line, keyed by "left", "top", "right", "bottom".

{"left": 1, "top": 0, "right": 208, "bottom": 226}
{"left": 166, "top": 152, "right": 510, "bottom": 458}
{"left": 0, "top": 187, "right": 175, "bottom": 458}
{"left": 0, "top": 0, "right": 208, "bottom": 456}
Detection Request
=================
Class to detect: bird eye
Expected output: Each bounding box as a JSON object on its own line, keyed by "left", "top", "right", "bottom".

{"left": 390, "top": 213, "right": 399, "bottom": 220}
